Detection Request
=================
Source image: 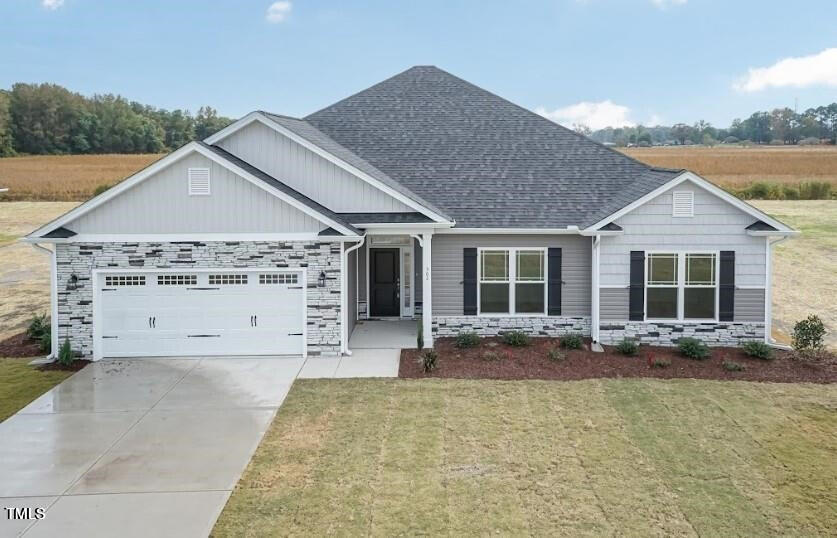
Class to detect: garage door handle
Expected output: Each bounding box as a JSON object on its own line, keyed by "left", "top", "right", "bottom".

{"left": 102, "top": 335, "right": 118, "bottom": 339}
{"left": 148, "top": 317, "right": 152, "bottom": 328}
{"left": 250, "top": 315, "right": 253, "bottom": 327}
{"left": 152, "top": 316, "right": 156, "bottom": 328}
{"left": 288, "top": 333, "right": 302, "bottom": 336}
{"left": 187, "top": 334, "right": 220, "bottom": 338}
{"left": 187, "top": 287, "right": 220, "bottom": 291}
{"left": 254, "top": 315, "right": 257, "bottom": 327}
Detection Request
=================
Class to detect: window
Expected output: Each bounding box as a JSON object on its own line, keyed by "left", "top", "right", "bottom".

{"left": 209, "top": 273, "right": 247, "bottom": 285}
{"left": 188, "top": 168, "right": 210, "bottom": 196}
{"left": 105, "top": 275, "right": 145, "bottom": 286}
{"left": 259, "top": 273, "right": 298, "bottom": 285}
{"left": 646, "top": 252, "right": 717, "bottom": 320}
{"left": 479, "top": 248, "right": 546, "bottom": 315}
{"left": 157, "top": 274, "right": 197, "bottom": 286}
{"left": 672, "top": 191, "right": 694, "bottom": 217}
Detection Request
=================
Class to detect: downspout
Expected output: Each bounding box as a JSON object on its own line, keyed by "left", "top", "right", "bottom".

{"left": 30, "top": 243, "right": 58, "bottom": 359}
{"left": 341, "top": 236, "right": 366, "bottom": 356}
{"left": 764, "top": 235, "right": 790, "bottom": 346}
{"left": 591, "top": 235, "right": 601, "bottom": 343}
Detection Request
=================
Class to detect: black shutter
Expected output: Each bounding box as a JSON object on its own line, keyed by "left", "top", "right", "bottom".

{"left": 719, "top": 250, "right": 735, "bottom": 321}
{"left": 629, "top": 251, "right": 645, "bottom": 321}
{"left": 548, "top": 248, "right": 562, "bottom": 316}
{"left": 463, "top": 248, "right": 477, "bottom": 315}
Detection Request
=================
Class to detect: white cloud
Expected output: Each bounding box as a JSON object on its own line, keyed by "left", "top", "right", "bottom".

{"left": 536, "top": 100, "right": 636, "bottom": 130}
{"left": 733, "top": 48, "right": 837, "bottom": 92}
{"left": 42, "top": 0, "right": 64, "bottom": 10}
{"left": 266, "top": 1, "right": 292, "bottom": 23}
{"left": 651, "top": 0, "right": 687, "bottom": 8}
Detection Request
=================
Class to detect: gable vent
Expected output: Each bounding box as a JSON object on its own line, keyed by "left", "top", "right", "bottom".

{"left": 188, "top": 168, "right": 211, "bottom": 195}
{"left": 672, "top": 191, "right": 694, "bottom": 217}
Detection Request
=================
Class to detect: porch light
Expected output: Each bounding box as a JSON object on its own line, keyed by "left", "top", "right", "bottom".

{"left": 318, "top": 271, "right": 327, "bottom": 287}
{"left": 66, "top": 273, "right": 78, "bottom": 291}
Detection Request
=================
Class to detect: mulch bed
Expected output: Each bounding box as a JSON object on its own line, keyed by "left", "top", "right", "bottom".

{"left": 400, "top": 337, "right": 837, "bottom": 384}
{"left": 37, "top": 359, "right": 91, "bottom": 372}
{"left": 0, "top": 332, "right": 43, "bottom": 358}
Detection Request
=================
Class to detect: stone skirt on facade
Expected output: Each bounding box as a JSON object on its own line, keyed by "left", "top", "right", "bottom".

{"left": 433, "top": 316, "right": 591, "bottom": 337}
{"left": 598, "top": 321, "right": 765, "bottom": 346}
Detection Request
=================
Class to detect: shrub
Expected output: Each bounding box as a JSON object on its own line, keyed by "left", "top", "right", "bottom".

{"left": 560, "top": 333, "right": 584, "bottom": 350}
{"left": 615, "top": 339, "right": 639, "bottom": 356}
{"left": 678, "top": 337, "right": 710, "bottom": 360}
{"left": 482, "top": 350, "right": 502, "bottom": 361}
{"left": 57, "top": 338, "right": 75, "bottom": 367}
{"left": 746, "top": 182, "right": 771, "bottom": 199}
{"left": 723, "top": 136, "right": 739, "bottom": 144}
{"left": 93, "top": 184, "right": 112, "bottom": 196}
{"left": 782, "top": 185, "right": 800, "bottom": 200}
{"left": 547, "top": 348, "right": 566, "bottom": 362}
{"left": 27, "top": 313, "right": 49, "bottom": 341}
{"left": 741, "top": 341, "right": 773, "bottom": 360}
{"left": 792, "top": 315, "right": 826, "bottom": 352}
{"left": 416, "top": 322, "right": 423, "bottom": 350}
{"left": 648, "top": 356, "right": 671, "bottom": 368}
{"left": 418, "top": 350, "right": 438, "bottom": 373}
{"left": 723, "top": 360, "right": 745, "bottom": 372}
{"left": 455, "top": 331, "right": 481, "bottom": 349}
{"left": 39, "top": 331, "right": 52, "bottom": 354}
{"left": 501, "top": 330, "right": 530, "bottom": 347}
{"left": 798, "top": 181, "right": 832, "bottom": 200}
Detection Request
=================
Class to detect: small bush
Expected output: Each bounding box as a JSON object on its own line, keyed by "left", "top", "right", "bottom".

{"left": 501, "top": 330, "right": 530, "bottom": 347}
{"left": 723, "top": 360, "right": 745, "bottom": 372}
{"left": 418, "top": 350, "right": 438, "bottom": 373}
{"left": 482, "top": 350, "right": 502, "bottom": 361}
{"left": 560, "top": 333, "right": 584, "bottom": 350}
{"left": 741, "top": 341, "right": 773, "bottom": 360}
{"left": 798, "top": 181, "right": 832, "bottom": 200}
{"left": 745, "top": 182, "right": 771, "bottom": 199}
{"left": 792, "top": 315, "right": 826, "bottom": 352}
{"left": 648, "top": 356, "right": 671, "bottom": 368}
{"left": 547, "top": 348, "right": 566, "bottom": 362}
{"left": 615, "top": 339, "right": 639, "bottom": 356}
{"left": 782, "top": 185, "right": 800, "bottom": 200}
{"left": 678, "top": 337, "right": 710, "bottom": 360}
{"left": 39, "top": 331, "right": 52, "bottom": 354}
{"left": 455, "top": 331, "right": 481, "bottom": 349}
{"left": 93, "top": 184, "right": 112, "bottom": 196}
{"left": 57, "top": 338, "right": 75, "bottom": 367}
{"left": 27, "top": 313, "right": 49, "bottom": 340}
{"left": 416, "top": 322, "right": 423, "bottom": 350}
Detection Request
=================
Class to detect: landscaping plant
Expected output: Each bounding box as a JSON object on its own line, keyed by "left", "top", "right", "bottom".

{"left": 501, "top": 330, "right": 530, "bottom": 347}
{"left": 741, "top": 341, "right": 773, "bottom": 360}
{"left": 792, "top": 315, "right": 826, "bottom": 353}
{"left": 418, "top": 350, "right": 437, "bottom": 373}
{"left": 27, "top": 313, "right": 52, "bottom": 353}
{"left": 677, "top": 337, "right": 710, "bottom": 360}
{"left": 723, "top": 360, "right": 745, "bottom": 372}
{"left": 615, "top": 339, "right": 639, "bottom": 356}
{"left": 559, "top": 333, "right": 584, "bottom": 349}
{"left": 416, "top": 322, "right": 423, "bottom": 350}
{"left": 482, "top": 350, "right": 502, "bottom": 361}
{"left": 648, "top": 354, "right": 671, "bottom": 368}
{"left": 455, "top": 331, "right": 481, "bottom": 349}
{"left": 57, "top": 338, "right": 74, "bottom": 367}
{"left": 547, "top": 348, "right": 566, "bottom": 362}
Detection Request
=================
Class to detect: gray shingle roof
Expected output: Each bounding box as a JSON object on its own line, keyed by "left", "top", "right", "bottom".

{"left": 339, "top": 212, "right": 432, "bottom": 224}
{"left": 199, "top": 142, "right": 361, "bottom": 236}
{"left": 304, "top": 66, "right": 683, "bottom": 229}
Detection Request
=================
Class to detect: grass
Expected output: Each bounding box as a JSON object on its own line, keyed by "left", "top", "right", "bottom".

{"left": 0, "top": 358, "right": 72, "bottom": 422}
{"left": 214, "top": 378, "right": 837, "bottom": 536}
{"left": 622, "top": 145, "right": 837, "bottom": 191}
{"left": 0, "top": 153, "right": 164, "bottom": 201}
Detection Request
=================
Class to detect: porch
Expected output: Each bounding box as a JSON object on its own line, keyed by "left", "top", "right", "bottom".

{"left": 349, "top": 319, "right": 419, "bottom": 349}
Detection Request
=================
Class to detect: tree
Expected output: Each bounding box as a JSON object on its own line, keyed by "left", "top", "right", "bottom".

{"left": 670, "top": 123, "right": 692, "bottom": 145}
{"left": 194, "top": 106, "right": 233, "bottom": 140}
{"left": 0, "top": 90, "right": 14, "bottom": 156}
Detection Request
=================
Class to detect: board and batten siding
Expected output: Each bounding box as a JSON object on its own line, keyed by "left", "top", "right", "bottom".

{"left": 600, "top": 179, "right": 767, "bottom": 288}
{"left": 431, "top": 234, "right": 591, "bottom": 316}
{"left": 217, "top": 121, "right": 413, "bottom": 214}
{"left": 66, "top": 153, "right": 324, "bottom": 234}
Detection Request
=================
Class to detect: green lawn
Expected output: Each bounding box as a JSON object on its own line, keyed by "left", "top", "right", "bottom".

{"left": 0, "top": 358, "right": 72, "bottom": 422}
{"left": 214, "top": 378, "right": 837, "bottom": 537}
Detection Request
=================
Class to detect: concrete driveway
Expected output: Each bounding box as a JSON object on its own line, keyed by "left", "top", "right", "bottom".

{"left": 0, "top": 357, "right": 304, "bottom": 537}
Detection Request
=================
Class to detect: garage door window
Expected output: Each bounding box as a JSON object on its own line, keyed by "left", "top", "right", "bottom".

{"left": 208, "top": 274, "right": 248, "bottom": 285}
{"left": 260, "top": 273, "right": 298, "bottom": 285}
{"left": 105, "top": 275, "right": 145, "bottom": 286}
{"left": 157, "top": 274, "right": 198, "bottom": 286}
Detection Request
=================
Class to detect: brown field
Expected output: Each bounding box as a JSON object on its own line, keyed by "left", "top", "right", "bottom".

{"left": 622, "top": 145, "right": 837, "bottom": 190}
{"left": 0, "top": 153, "right": 164, "bottom": 201}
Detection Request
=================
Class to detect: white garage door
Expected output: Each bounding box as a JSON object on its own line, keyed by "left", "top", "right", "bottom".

{"left": 97, "top": 270, "right": 304, "bottom": 358}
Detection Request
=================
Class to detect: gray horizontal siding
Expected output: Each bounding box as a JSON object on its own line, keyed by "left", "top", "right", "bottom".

{"left": 600, "top": 179, "right": 767, "bottom": 288}
{"left": 600, "top": 287, "right": 629, "bottom": 321}
{"left": 431, "top": 234, "right": 591, "bottom": 316}
{"left": 68, "top": 152, "right": 324, "bottom": 234}
{"left": 218, "top": 121, "right": 413, "bottom": 214}
{"left": 735, "top": 288, "right": 765, "bottom": 322}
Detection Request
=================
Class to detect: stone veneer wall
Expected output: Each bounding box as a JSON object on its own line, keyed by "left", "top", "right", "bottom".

{"left": 433, "top": 316, "right": 591, "bottom": 338}
{"left": 598, "top": 321, "right": 765, "bottom": 346}
{"left": 55, "top": 240, "right": 342, "bottom": 357}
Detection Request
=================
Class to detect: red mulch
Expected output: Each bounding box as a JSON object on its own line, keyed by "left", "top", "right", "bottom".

{"left": 0, "top": 332, "right": 43, "bottom": 358}
{"left": 400, "top": 337, "right": 837, "bottom": 384}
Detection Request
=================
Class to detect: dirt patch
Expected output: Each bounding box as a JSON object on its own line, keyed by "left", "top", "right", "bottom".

{"left": 37, "top": 359, "right": 91, "bottom": 372}
{"left": 0, "top": 332, "right": 43, "bottom": 357}
{"left": 400, "top": 337, "right": 837, "bottom": 384}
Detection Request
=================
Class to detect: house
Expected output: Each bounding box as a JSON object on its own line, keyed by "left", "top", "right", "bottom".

{"left": 24, "top": 66, "right": 796, "bottom": 360}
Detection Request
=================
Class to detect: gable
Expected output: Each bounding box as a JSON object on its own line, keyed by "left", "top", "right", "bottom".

{"left": 64, "top": 152, "right": 326, "bottom": 235}
{"left": 216, "top": 120, "right": 414, "bottom": 214}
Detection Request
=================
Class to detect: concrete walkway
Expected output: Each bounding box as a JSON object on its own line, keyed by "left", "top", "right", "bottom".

{"left": 0, "top": 353, "right": 398, "bottom": 537}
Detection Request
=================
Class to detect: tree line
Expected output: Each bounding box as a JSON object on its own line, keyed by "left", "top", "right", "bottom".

{"left": 582, "top": 104, "right": 837, "bottom": 147}
{"left": 0, "top": 83, "right": 234, "bottom": 157}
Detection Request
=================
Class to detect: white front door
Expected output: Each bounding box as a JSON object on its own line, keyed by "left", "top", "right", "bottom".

{"left": 97, "top": 270, "right": 305, "bottom": 358}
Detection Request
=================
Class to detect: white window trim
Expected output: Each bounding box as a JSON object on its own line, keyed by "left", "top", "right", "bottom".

{"left": 644, "top": 250, "right": 719, "bottom": 323}
{"left": 476, "top": 247, "right": 548, "bottom": 317}
{"left": 671, "top": 190, "right": 694, "bottom": 218}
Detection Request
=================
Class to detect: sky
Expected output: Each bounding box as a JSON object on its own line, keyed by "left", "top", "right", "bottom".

{"left": 1, "top": 0, "right": 836, "bottom": 130}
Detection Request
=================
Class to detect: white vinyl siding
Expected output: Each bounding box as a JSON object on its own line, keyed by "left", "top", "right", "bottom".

{"left": 217, "top": 121, "right": 413, "bottom": 213}
{"left": 600, "top": 179, "right": 767, "bottom": 288}
{"left": 188, "top": 168, "right": 210, "bottom": 195}
{"left": 65, "top": 153, "right": 325, "bottom": 234}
